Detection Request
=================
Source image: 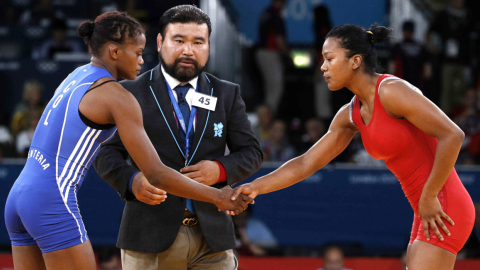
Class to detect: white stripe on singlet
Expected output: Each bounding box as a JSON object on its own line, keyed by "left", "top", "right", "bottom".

{"left": 61, "top": 129, "right": 100, "bottom": 244}
{"left": 55, "top": 82, "right": 93, "bottom": 244}
{"left": 60, "top": 129, "right": 97, "bottom": 194}
{"left": 349, "top": 96, "right": 356, "bottom": 128}
{"left": 63, "top": 129, "right": 101, "bottom": 201}
{"left": 377, "top": 76, "right": 400, "bottom": 90}
{"left": 72, "top": 130, "right": 117, "bottom": 242}
{"left": 60, "top": 128, "right": 98, "bottom": 195}
{"left": 55, "top": 82, "right": 93, "bottom": 187}
{"left": 57, "top": 127, "right": 90, "bottom": 186}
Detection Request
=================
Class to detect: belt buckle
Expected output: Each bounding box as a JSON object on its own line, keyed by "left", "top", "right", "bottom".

{"left": 182, "top": 217, "right": 198, "bottom": 226}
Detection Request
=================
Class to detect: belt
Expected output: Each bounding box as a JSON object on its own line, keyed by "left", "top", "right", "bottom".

{"left": 183, "top": 208, "right": 198, "bottom": 226}
{"left": 182, "top": 217, "right": 198, "bottom": 226}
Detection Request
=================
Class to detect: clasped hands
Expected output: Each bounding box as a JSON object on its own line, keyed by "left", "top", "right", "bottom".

{"left": 223, "top": 183, "right": 258, "bottom": 216}
{"left": 131, "top": 160, "right": 258, "bottom": 215}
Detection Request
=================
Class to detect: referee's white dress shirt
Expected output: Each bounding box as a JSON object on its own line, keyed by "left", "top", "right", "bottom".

{"left": 161, "top": 65, "right": 198, "bottom": 130}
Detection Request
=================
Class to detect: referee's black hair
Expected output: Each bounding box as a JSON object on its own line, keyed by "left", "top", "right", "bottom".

{"left": 326, "top": 23, "right": 392, "bottom": 74}
{"left": 158, "top": 5, "right": 212, "bottom": 40}
{"left": 78, "top": 11, "right": 145, "bottom": 57}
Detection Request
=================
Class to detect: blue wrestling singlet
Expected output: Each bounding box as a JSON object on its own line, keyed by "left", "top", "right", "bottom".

{"left": 4, "top": 64, "right": 117, "bottom": 253}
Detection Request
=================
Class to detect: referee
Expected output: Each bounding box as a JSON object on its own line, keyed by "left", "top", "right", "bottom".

{"left": 94, "top": 5, "right": 262, "bottom": 270}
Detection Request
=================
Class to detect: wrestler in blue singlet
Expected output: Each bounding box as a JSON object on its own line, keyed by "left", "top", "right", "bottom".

{"left": 5, "top": 64, "right": 117, "bottom": 253}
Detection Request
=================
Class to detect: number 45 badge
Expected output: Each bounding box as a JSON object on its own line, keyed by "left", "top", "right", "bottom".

{"left": 192, "top": 92, "right": 217, "bottom": 111}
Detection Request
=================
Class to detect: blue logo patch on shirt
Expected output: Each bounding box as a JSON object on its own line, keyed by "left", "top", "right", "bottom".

{"left": 214, "top": 123, "right": 223, "bottom": 137}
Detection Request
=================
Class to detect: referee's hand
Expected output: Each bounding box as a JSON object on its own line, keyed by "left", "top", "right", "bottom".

{"left": 132, "top": 172, "right": 168, "bottom": 205}
{"left": 181, "top": 160, "right": 220, "bottom": 186}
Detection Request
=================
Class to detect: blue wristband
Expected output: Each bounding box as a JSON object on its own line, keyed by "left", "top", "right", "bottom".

{"left": 128, "top": 171, "right": 141, "bottom": 193}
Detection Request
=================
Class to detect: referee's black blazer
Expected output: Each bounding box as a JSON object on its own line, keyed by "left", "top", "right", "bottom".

{"left": 93, "top": 64, "right": 263, "bottom": 253}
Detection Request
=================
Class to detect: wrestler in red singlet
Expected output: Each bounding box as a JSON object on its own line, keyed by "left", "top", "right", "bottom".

{"left": 351, "top": 74, "right": 475, "bottom": 255}
{"left": 231, "top": 24, "right": 474, "bottom": 269}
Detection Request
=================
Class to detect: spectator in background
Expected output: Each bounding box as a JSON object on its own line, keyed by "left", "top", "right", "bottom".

{"left": 389, "top": 21, "right": 431, "bottom": 89}
{"left": 11, "top": 79, "right": 45, "bottom": 137}
{"left": 261, "top": 119, "right": 296, "bottom": 162}
{"left": 313, "top": 4, "right": 333, "bottom": 120}
{"left": 317, "top": 246, "right": 352, "bottom": 270}
{"left": 233, "top": 205, "right": 278, "bottom": 257}
{"left": 449, "top": 88, "right": 480, "bottom": 164}
{"left": 253, "top": 104, "right": 273, "bottom": 144}
{"left": 122, "top": 0, "right": 157, "bottom": 64}
{"left": 16, "top": 109, "right": 41, "bottom": 157}
{"left": 32, "top": 18, "right": 84, "bottom": 59}
{"left": 0, "top": 114, "right": 15, "bottom": 158}
{"left": 0, "top": 1, "right": 19, "bottom": 25}
{"left": 312, "top": 4, "right": 352, "bottom": 121}
{"left": 428, "top": 0, "right": 473, "bottom": 112}
{"left": 0, "top": 124, "right": 13, "bottom": 146}
{"left": 299, "top": 118, "right": 325, "bottom": 154}
{"left": 19, "top": 0, "right": 65, "bottom": 27}
{"left": 0, "top": 126, "right": 15, "bottom": 159}
{"left": 13, "top": 79, "right": 44, "bottom": 114}
{"left": 313, "top": 5, "right": 332, "bottom": 52}
{"left": 256, "top": 0, "right": 289, "bottom": 115}
{"left": 97, "top": 247, "right": 122, "bottom": 270}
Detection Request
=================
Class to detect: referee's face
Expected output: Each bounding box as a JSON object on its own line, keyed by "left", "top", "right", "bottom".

{"left": 157, "top": 22, "right": 209, "bottom": 82}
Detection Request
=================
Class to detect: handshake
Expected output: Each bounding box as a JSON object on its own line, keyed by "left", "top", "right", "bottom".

{"left": 215, "top": 183, "right": 258, "bottom": 216}
{"left": 132, "top": 171, "right": 259, "bottom": 216}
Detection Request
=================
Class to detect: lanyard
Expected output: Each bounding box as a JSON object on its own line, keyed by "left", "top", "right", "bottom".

{"left": 165, "top": 80, "right": 197, "bottom": 163}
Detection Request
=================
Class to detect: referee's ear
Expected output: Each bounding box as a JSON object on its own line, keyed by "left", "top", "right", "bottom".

{"left": 157, "top": 33, "right": 163, "bottom": 53}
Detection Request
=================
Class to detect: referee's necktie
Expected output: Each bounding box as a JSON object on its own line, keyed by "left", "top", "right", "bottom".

{"left": 176, "top": 84, "right": 195, "bottom": 213}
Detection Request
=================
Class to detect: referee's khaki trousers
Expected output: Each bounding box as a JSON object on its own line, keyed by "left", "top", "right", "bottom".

{"left": 121, "top": 225, "right": 237, "bottom": 270}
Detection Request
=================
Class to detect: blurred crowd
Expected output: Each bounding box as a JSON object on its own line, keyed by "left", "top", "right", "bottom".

{"left": 0, "top": 0, "right": 162, "bottom": 161}
{"left": 1, "top": 0, "right": 479, "bottom": 166}
{"left": 1, "top": 0, "right": 480, "bottom": 266}
{"left": 0, "top": 79, "right": 44, "bottom": 160}
{"left": 250, "top": 0, "right": 480, "bottom": 165}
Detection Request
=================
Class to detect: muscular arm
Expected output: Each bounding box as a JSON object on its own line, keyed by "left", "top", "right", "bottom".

{"left": 108, "top": 85, "right": 218, "bottom": 201}
{"left": 242, "top": 105, "right": 357, "bottom": 196}
{"left": 82, "top": 81, "right": 248, "bottom": 210}
{"left": 379, "top": 80, "right": 462, "bottom": 239}
{"left": 380, "top": 81, "right": 464, "bottom": 198}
